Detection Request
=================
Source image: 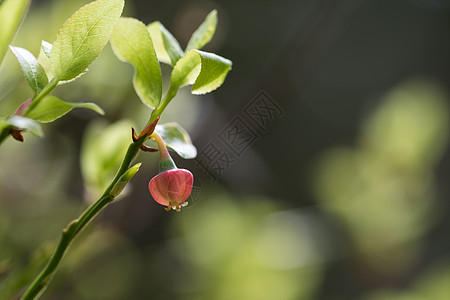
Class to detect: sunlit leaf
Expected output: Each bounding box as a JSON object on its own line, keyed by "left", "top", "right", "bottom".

{"left": 37, "top": 41, "right": 52, "bottom": 80}
{"left": 9, "top": 46, "right": 48, "bottom": 94}
{"left": 148, "top": 21, "right": 184, "bottom": 66}
{"left": 41, "top": 40, "right": 52, "bottom": 58}
{"left": 50, "top": 0, "right": 124, "bottom": 81}
{"left": 155, "top": 123, "right": 197, "bottom": 159}
{"left": 37, "top": 41, "right": 88, "bottom": 84}
{"left": 25, "top": 95, "right": 104, "bottom": 123}
{"left": 111, "top": 17, "right": 162, "bottom": 109}
{"left": 185, "top": 9, "right": 217, "bottom": 52}
{"left": 171, "top": 49, "right": 232, "bottom": 94}
{"left": 0, "top": 0, "right": 30, "bottom": 66}
{"left": 6, "top": 115, "right": 43, "bottom": 136}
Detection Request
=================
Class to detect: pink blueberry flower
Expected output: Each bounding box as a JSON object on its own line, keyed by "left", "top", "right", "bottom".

{"left": 148, "top": 132, "right": 193, "bottom": 211}
{"left": 149, "top": 168, "right": 193, "bottom": 211}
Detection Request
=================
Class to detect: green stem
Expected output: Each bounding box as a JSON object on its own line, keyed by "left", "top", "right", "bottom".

{"left": 147, "top": 85, "right": 178, "bottom": 125}
{"left": 151, "top": 132, "right": 170, "bottom": 161}
{"left": 21, "top": 81, "right": 179, "bottom": 300}
{"left": 150, "top": 132, "right": 177, "bottom": 172}
{"left": 0, "top": 127, "right": 10, "bottom": 146}
{"left": 27, "top": 77, "right": 59, "bottom": 112}
{"left": 21, "top": 137, "right": 145, "bottom": 300}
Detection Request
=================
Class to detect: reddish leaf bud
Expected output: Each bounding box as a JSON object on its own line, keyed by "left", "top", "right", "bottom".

{"left": 138, "top": 116, "right": 160, "bottom": 140}
{"left": 13, "top": 99, "right": 32, "bottom": 116}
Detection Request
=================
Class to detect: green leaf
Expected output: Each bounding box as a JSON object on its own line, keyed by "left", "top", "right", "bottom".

{"left": 110, "top": 162, "right": 141, "bottom": 197}
{"left": 41, "top": 40, "right": 52, "bottom": 58}
{"left": 50, "top": 0, "right": 124, "bottom": 81}
{"left": 171, "top": 49, "right": 232, "bottom": 94}
{"left": 9, "top": 46, "right": 48, "bottom": 94}
{"left": 111, "top": 17, "right": 162, "bottom": 109}
{"left": 0, "top": 0, "right": 30, "bottom": 66}
{"left": 185, "top": 9, "right": 218, "bottom": 52}
{"left": 25, "top": 95, "right": 104, "bottom": 123}
{"left": 6, "top": 115, "right": 43, "bottom": 136}
{"left": 37, "top": 41, "right": 53, "bottom": 80}
{"left": 155, "top": 123, "right": 197, "bottom": 159}
{"left": 171, "top": 50, "right": 201, "bottom": 89}
{"left": 147, "top": 21, "right": 184, "bottom": 66}
{"left": 39, "top": 41, "right": 85, "bottom": 84}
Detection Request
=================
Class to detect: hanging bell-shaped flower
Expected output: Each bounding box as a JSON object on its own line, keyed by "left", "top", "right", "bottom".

{"left": 148, "top": 132, "right": 193, "bottom": 211}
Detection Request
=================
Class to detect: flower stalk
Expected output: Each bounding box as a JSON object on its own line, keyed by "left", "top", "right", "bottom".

{"left": 21, "top": 119, "right": 158, "bottom": 299}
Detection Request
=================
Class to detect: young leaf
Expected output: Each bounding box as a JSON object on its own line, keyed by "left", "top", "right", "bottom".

{"left": 41, "top": 40, "right": 52, "bottom": 58}
{"left": 171, "top": 50, "right": 232, "bottom": 94}
{"left": 171, "top": 50, "right": 201, "bottom": 89}
{"left": 148, "top": 21, "right": 184, "bottom": 66}
{"left": 38, "top": 41, "right": 53, "bottom": 80}
{"left": 38, "top": 41, "right": 86, "bottom": 84}
{"left": 111, "top": 17, "right": 162, "bottom": 109}
{"left": 110, "top": 162, "right": 141, "bottom": 197}
{"left": 155, "top": 123, "right": 197, "bottom": 159}
{"left": 50, "top": 0, "right": 124, "bottom": 81}
{"left": 0, "top": 0, "right": 30, "bottom": 66}
{"left": 6, "top": 115, "right": 43, "bottom": 136}
{"left": 9, "top": 46, "right": 48, "bottom": 94}
{"left": 185, "top": 9, "right": 218, "bottom": 52}
{"left": 25, "top": 95, "right": 104, "bottom": 123}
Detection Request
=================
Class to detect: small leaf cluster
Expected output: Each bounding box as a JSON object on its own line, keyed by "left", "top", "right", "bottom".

{"left": 104, "top": 8, "right": 231, "bottom": 177}
{"left": 110, "top": 9, "right": 231, "bottom": 110}
{"left": 0, "top": 0, "right": 232, "bottom": 195}
{"left": 1, "top": 0, "right": 231, "bottom": 157}
{"left": 1, "top": 0, "right": 125, "bottom": 140}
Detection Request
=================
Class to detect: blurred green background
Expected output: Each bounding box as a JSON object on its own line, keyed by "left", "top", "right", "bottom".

{"left": 1, "top": 0, "right": 450, "bottom": 299}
